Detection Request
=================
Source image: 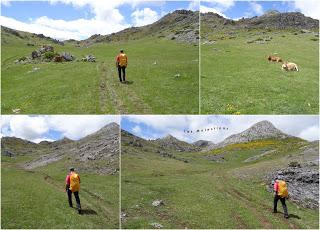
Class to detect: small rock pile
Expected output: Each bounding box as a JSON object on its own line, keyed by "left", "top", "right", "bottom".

{"left": 82, "top": 54, "right": 96, "bottom": 62}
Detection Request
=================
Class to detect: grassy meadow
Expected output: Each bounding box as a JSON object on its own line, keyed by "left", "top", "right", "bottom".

{"left": 1, "top": 32, "right": 199, "bottom": 114}
{"left": 201, "top": 29, "right": 319, "bottom": 114}
{"left": 1, "top": 156, "right": 119, "bottom": 229}
{"left": 121, "top": 138, "right": 319, "bottom": 229}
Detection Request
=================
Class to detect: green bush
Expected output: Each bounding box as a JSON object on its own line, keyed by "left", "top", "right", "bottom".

{"left": 44, "top": 51, "right": 55, "bottom": 59}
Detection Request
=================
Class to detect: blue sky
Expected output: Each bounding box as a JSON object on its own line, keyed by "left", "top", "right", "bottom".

{"left": 1, "top": 115, "right": 119, "bottom": 143}
{"left": 0, "top": 0, "right": 198, "bottom": 40}
{"left": 200, "top": 0, "right": 320, "bottom": 20}
{"left": 122, "top": 115, "right": 319, "bottom": 143}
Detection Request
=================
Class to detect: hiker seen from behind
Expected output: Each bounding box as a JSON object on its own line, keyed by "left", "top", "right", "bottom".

{"left": 115, "top": 49, "right": 128, "bottom": 83}
{"left": 273, "top": 177, "right": 289, "bottom": 218}
{"left": 65, "top": 167, "right": 82, "bottom": 214}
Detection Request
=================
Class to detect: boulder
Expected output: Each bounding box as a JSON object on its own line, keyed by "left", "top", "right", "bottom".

{"left": 62, "top": 52, "right": 74, "bottom": 61}
{"left": 31, "top": 50, "right": 41, "bottom": 59}
{"left": 53, "top": 55, "right": 65, "bottom": 62}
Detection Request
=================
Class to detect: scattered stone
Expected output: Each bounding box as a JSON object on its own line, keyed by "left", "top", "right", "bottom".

{"left": 174, "top": 73, "right": 181, "bottom": 78}
{"left": 301, "top": 29, "right": 311, "bottom": 33}
{"left": 39, "top": 45, "right": 54, "bottom": 54}
{"left": 82, "top": 54, "right": 96, "bottom": 62}
{"left": 62, "top": 52, "right": 74, "bottom": 61}
{"left": 150, "top": 222, "right": 163, "bottom": 229}
{"left": 153, "top": 61, "right": 157, "bottom": 65}
{"left": 288, "top": 161, "right": 301, "bottom": 168}
{"left": 31, "top": 50, "right": 41, "bottom": 59}
{"left": 152, "top": 199, "right": 164, "bottom": 207}
{"left": 12, "top": 108, "right": 21, "bottom": 114}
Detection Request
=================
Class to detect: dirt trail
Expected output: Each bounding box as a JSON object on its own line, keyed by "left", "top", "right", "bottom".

{"left": 97, "top": 62, "right": 152, "bottom": 114}
{"left": 40, "top": 172, "right": 115, "bottom": 220}
{"left": 218, "top": 174, "right": 301, "bottom": 229}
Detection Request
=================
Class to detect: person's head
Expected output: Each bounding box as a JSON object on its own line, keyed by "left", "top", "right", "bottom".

{"left": 69, "top": 167, "right": 75, "bottom": 172}
{"left": 120, "top": 49, "right": 124, "bottom": 53}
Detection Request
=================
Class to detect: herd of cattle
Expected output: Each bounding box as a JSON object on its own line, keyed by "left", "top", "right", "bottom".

{"left": 267, "top": 55, "right": 299, "bottom": 72}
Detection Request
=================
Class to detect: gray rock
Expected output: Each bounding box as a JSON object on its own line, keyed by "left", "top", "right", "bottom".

{"left": 62, "top": 52, "right": 74, "bottom": 61}
{"left": 152, "top": 199, "right": 164, "bottom": 207}
{"left": 150, "top": 222, "right": 163, "bottom": 229}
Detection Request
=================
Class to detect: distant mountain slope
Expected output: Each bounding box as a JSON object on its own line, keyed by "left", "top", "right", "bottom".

{"left": 83, "top": 10, "right": 199, "bottom": 44}
{"left": 1, "top": 123, "right": 120, "bottom": 174}
{"left": 205, "top": 120, "right": 295, "bottom": 151}
{"left": 201, "top": 11, "right": 319, "bottom": 31}
{"left": 153, "top": 134, "right": 200, "bottom": 152}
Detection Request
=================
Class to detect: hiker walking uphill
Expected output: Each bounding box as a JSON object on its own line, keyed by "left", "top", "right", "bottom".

{"left": 65, "top": 167, "right": 82, "bottom": 214}
{"left": 115, "top": 49, "right": 128, "bottom": 83}
{"left": 273, "top": 178, "right": 289, "bottom": 218}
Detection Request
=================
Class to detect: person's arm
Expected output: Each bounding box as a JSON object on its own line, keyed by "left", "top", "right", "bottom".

{"left": 65, "top": 175, "right": 70, "bottom": 191}
{"left": 273, "top": 181, "right": 278, "bottom": 195}
{"left": 125, "top": 55, "right": 128, "bottom": 67}
{"left": 115, "top": 55, "right": 119, "bottom": 67}
{"left": 78, "top": 175, "right": 81, "bottom": 184}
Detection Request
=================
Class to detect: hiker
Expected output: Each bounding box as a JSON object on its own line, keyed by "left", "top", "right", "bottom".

{"left": 115, "top": 49, "right": 128, "bottom": 82}
{"left": 273, "top": 178, "right": 289, "bottom": 218}
{"left": 65, "top": 167, "right": 82, "bottom": 214}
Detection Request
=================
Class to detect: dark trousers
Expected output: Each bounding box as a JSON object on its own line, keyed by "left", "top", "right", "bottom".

{"left": 67, "top": 189, "right": 81, "bottom": 210}
{"left": 118, "top": 66, "right": 126, "bottom": 82}
{"left": 274, "top": 194, "right": 288, "bottom": 217}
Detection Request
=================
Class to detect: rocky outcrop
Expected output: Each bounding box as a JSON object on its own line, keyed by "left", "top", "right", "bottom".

{"left": 193, "top": 140, "right": 214, "bottom": 148}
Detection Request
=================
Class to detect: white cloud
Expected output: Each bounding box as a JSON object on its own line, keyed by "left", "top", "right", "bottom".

{"left": 249, "top": 2, "right": 263, "bottom": 15}
{"left": 0, "top": 0, "right": 163, "bottom": 40}
{"left": 298, "top": 126, "right": 319, "bottom": 141}
{"left": 188, "top": 0, "right": 199, "bottom": 11}
{"left": 1, "top": 115, "right": 119, "bottom": 142}
{"left": 132, "top": 125, "right": 142, "bottom": 135}
{"left": 131, "top": 7, "right": 159, "bottom": 27}
{"left": 200, "top": 5, "right": 228, "bottom": 18}
{"left": 293, "top": 0, "right": 320, "bottom": 19}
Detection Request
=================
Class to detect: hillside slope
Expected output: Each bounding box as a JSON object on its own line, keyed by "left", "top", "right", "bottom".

{"left": 121, "top": 122, "right": 319, "bottom": 229}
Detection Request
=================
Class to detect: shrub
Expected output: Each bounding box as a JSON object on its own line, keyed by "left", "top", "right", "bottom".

{"left": 44, "top": 51, "right": 55, "bottom": 60}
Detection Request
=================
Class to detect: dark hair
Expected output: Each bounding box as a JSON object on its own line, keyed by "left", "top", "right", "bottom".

{"left": 69, "top": 167, "right": 74, "bottom": 171}
{"left": 120, "top": 49, "right": 124, "bottom": 53}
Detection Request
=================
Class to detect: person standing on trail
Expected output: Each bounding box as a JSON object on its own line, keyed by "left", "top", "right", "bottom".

{"left": 115, "top": 49, "right": 128, "bottom": 82}
{"left": 65, "top": 167, "right": 81, "bottom": 214}
{"left": 273, "top": 178, "right": 289, "bottom": 218}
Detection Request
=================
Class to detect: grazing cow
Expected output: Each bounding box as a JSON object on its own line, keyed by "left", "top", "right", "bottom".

{"left": 267, "top": 55, "right": 282, "bottom": 62}
{"left": 53, "top": 55, "right": 65, "bottom": 62}
{"left": 281, "top": 62, "right": 299, "bottom": 71}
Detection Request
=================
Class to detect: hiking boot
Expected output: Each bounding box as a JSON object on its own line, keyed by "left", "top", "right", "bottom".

{"left": 273, "top": 210, "right": 277, "bottom": 213}
{"left": 284, "top": 215, "right": 289, "bottom": 219}
{"left": 78, "top": 209, "right": 82, "bottom": 215}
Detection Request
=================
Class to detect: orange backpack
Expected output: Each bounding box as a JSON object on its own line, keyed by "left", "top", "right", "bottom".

{"left": 70, "top": 173, "right": 80, "bottom": 192}
{"left": 278, "top": 180, "right": 288, "bottom": 198}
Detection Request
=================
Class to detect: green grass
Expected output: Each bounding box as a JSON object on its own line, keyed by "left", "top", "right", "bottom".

{"left": 1, "top": 32, "right": 199, "bottom": 114}
{"left": 200, "top": 29, "right": 319, "bottom": 114}
{"left": 121, "top": 138, "right": 319, "bottom": 229}
{"left": 1, "top": 157, "right": 119, "bottom": 229}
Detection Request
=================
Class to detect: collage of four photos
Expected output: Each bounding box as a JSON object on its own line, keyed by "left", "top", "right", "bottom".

{"left": 1, "top": 0, "right": 319, "bottom": 229}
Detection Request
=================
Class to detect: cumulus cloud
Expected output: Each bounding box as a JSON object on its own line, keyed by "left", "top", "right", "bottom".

{"left": 200, "top": 5, "right": 228, "bottom": 18}
{"left": 123, "top": 115, "right": 319, "bottom": 143}
{"left": 293, "top": 0, "right": 320, "bottom": 19}
{"left": 1, "top": 115, "right": 119, "bottom": 143}
{"left": 131, "top": 7, "right": 159, "bottom": 27}
{"left": 0, "top": 0, "right": 163, "bottom": 40}
{"left": 249, "top": 2, "right": 264, "bottom": 15}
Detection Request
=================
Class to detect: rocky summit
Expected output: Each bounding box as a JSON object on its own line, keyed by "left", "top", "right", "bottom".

{"left": 206, "top": 120, "right": 291, "bottom": 150}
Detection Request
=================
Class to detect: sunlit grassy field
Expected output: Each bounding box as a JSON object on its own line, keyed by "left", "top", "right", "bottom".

{"left": 201, "top": 29, "right": 319, "bottom": 114}
{"left": 1, "top": 31, "right": 199, "bottom": 114}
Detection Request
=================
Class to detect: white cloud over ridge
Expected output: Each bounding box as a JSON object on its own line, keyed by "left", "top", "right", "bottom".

{"left": 0, "top": 0, "right": 165, "bottom": 40}
{"left": 124, "top": 115, "right": 319, "bottom": 143}
{"left": 1, "top": 115, "right": 119, "bottom": 143}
